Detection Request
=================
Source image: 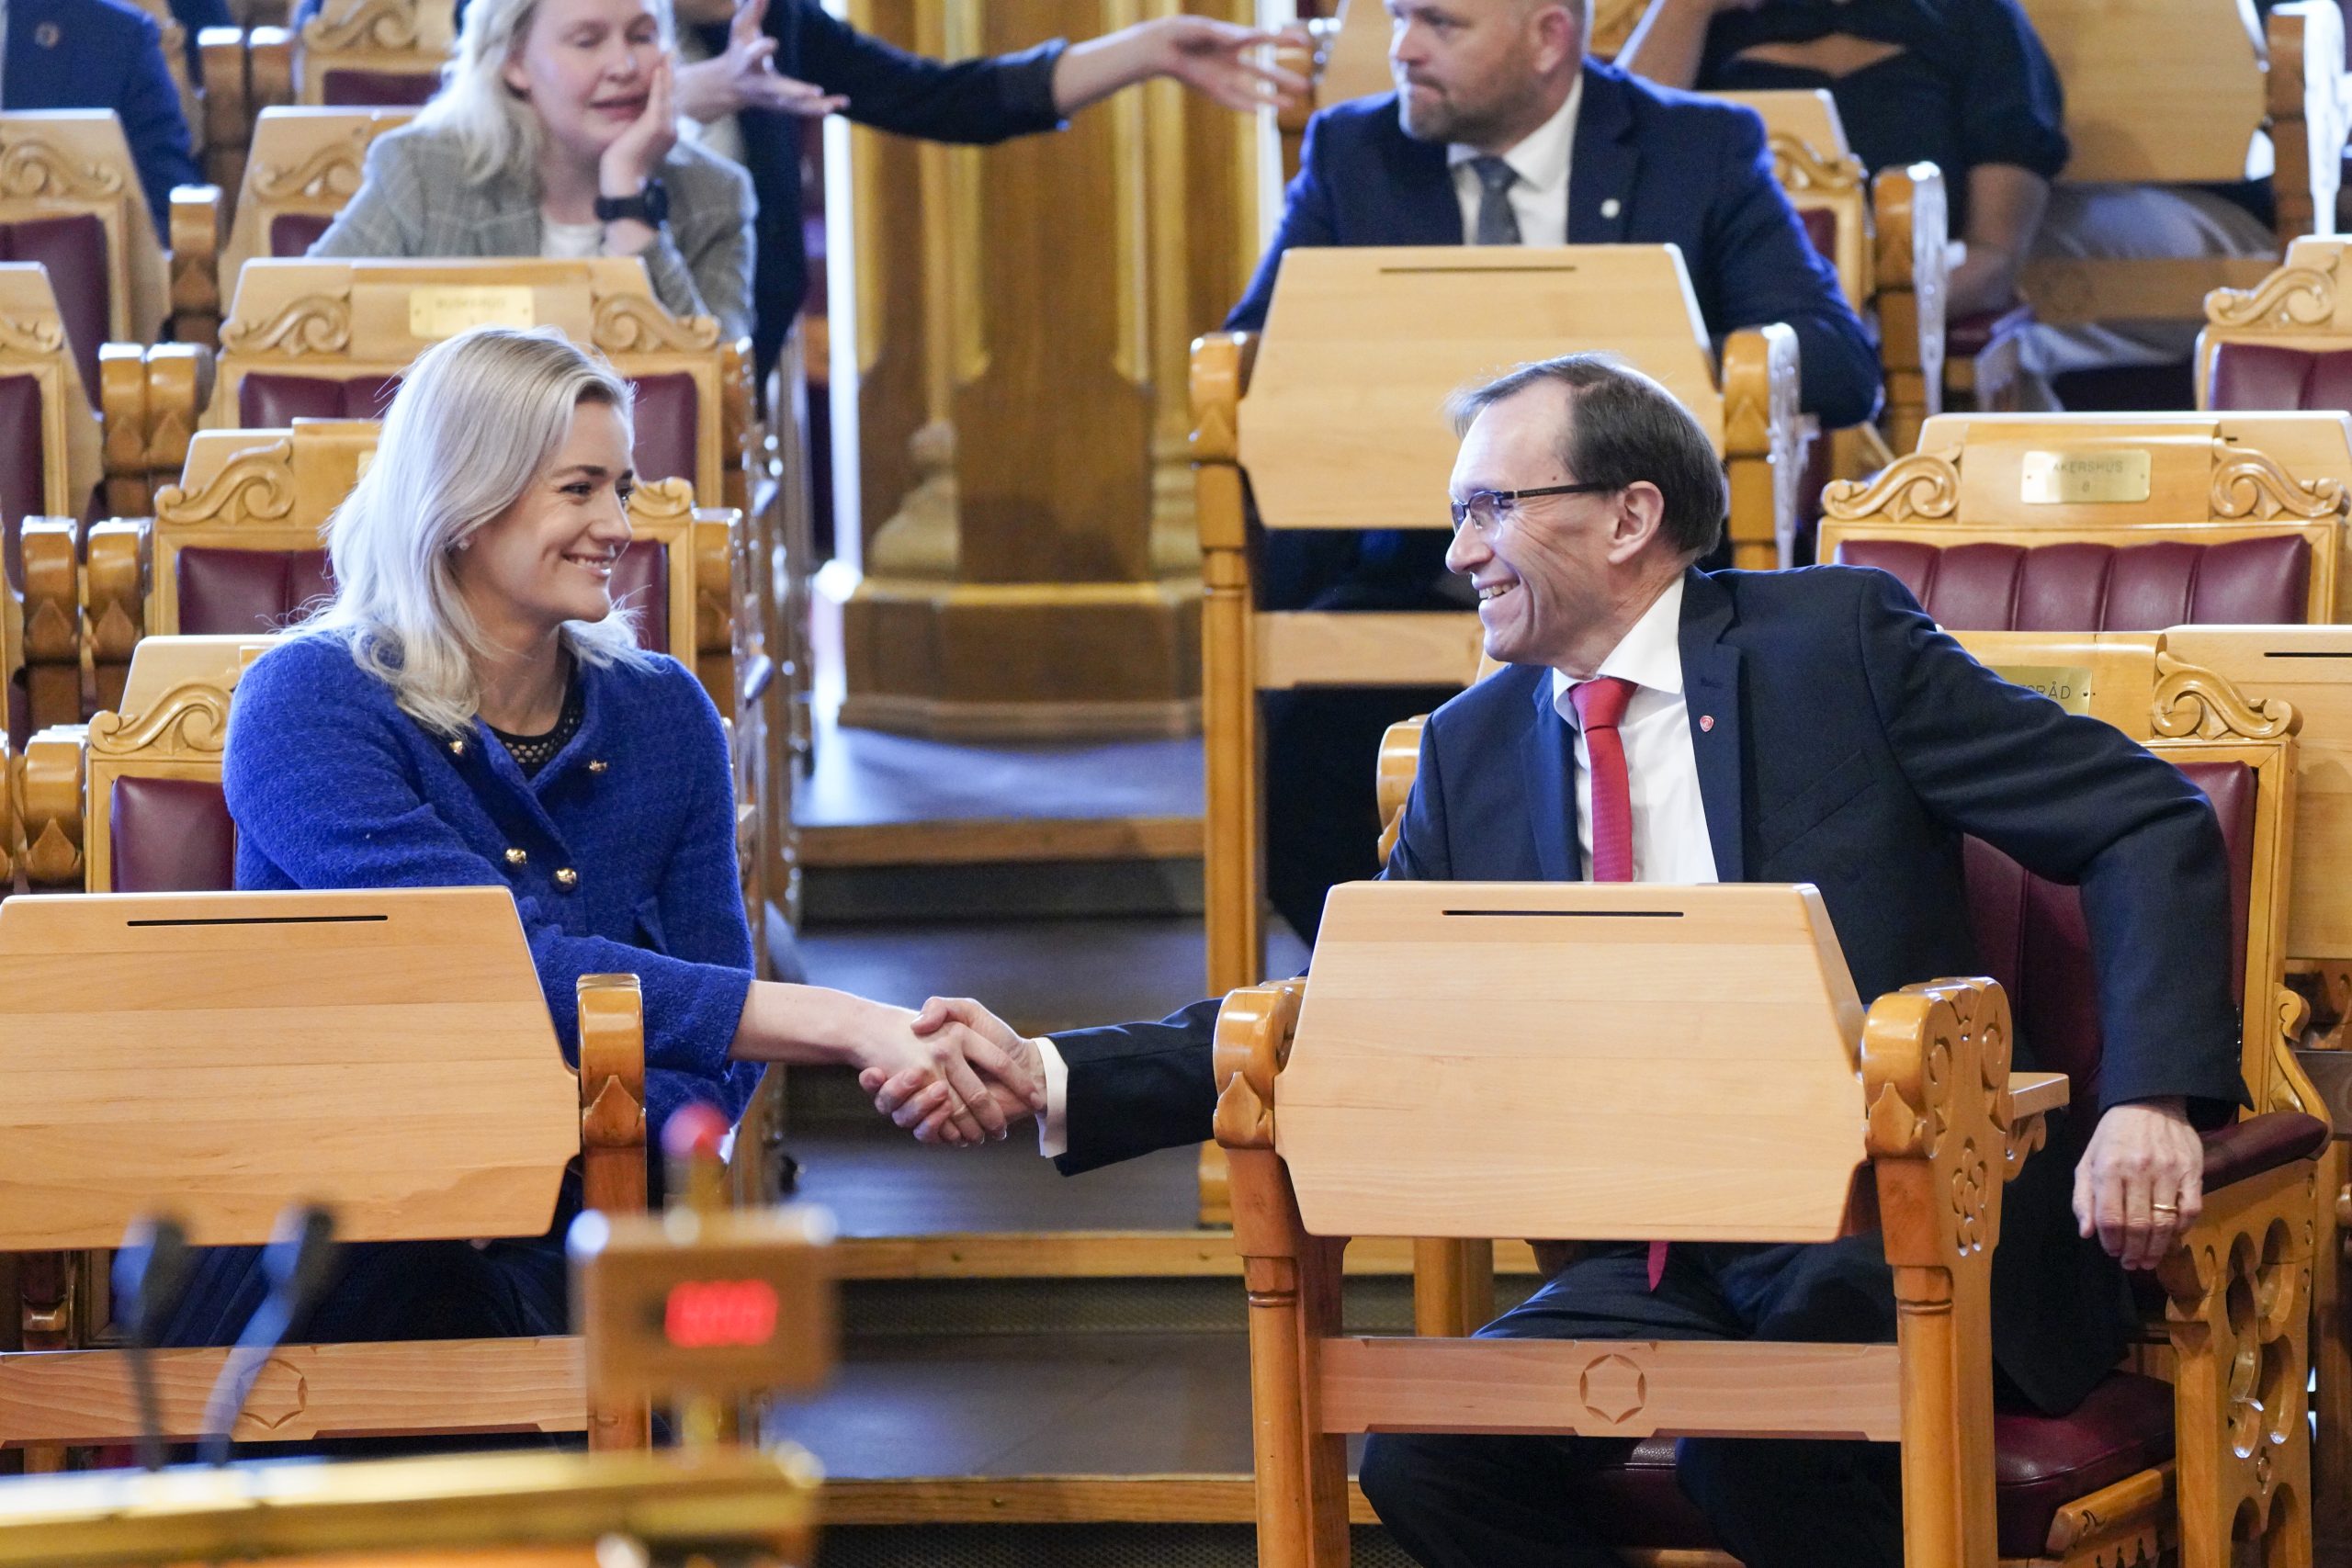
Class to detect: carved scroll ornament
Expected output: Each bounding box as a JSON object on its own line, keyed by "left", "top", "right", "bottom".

{"left": 1861, "top": 976, "right": 2020, "bottom": 1259}
{"left": 2209, "top": 443, "right": 2348, "bottom": 521}
{"left": 249, "top": 130, "right": 376, "bottom": 203}
{"left": 2205, "top": 264, "right": 2338, "bottom": 330}
{"left": 1764, "top": 131, "right": 1865, "bottom": 196}
{"left": 0, "top": 312, "right": 66, "bottom": 356}
{"left": 0, "top": 138, "right": 125, "bottom": 202}
{"left": 1212, "top": 981, "right": 1304, "bottom": 1150}
{"left": 591, "top": 293, "right": 718, "bottom": 355}
{"left": 301, "top": 0, "right": 424, "bottom": 52}
{"left": 87, "top": 680, "right": 231, "bottom": 759}
{"left": 2151, "top": 652, "right": 2300, "bottom": 743}
{"left": 1820, "top": 451, "right": 1960, "bottom": 525}
{"left": 219, "top": 293, "right": 354, "bottom": 356}
{"left": 154, "top": 438, "right": 299, "bottom": 525}
{"left": 629, "top": 476, "right": 695, "bottom": 525}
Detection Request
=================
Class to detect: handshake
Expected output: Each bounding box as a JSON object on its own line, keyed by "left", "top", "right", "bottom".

{"left": 857, "top": 997, "right": 1047, "bottom": 1148}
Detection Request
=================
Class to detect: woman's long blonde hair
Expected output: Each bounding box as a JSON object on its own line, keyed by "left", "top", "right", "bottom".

{"left": 413, "top": 0, "right": 675, "bottom": 184}
{"left": 302, "top": 325, "right": 651, "bottom": 736}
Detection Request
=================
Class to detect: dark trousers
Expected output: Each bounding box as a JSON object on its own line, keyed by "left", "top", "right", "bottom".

{"left": 1359, "top": 1238, "right": 1904, "bottom": 1568}
{"left": 159, "top": 1233, "right": 571, "bottom": 1349}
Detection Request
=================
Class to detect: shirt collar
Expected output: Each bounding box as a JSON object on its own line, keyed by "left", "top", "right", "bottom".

{"left": 1550, "top": 575, "right": 1687, "bottom": 717}
{"left": 1447, "top": 74, "right": 1581, "bottom": 199}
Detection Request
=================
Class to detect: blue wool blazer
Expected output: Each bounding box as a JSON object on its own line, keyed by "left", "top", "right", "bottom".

{"left": 1047, "top": 565, "right": 2246, "bottom": 1415}
{"left": 1227, "top": 62, "right": 1882, "bottom": 431}
{"left": 4, "top": 0, "right": 198, "bottom": 233}
{"left": 225, "top": 635, "right": 763, "bottom": 1136}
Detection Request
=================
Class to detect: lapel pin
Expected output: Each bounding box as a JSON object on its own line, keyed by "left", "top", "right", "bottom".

{"left": 1600, "top": 197, "right": 1622, "bottom": 220}
{"left": 33, "top": 21, "right": 60, "bottom": 44}
{"left": 1699, "top": 714, "right": 1714, "bottom": 732}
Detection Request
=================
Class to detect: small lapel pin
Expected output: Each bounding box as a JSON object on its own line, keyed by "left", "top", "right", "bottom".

{"left": 33, "top": 21, "right": 60, "bottom": 45}
{"left": 1600, "top": 197, "right": 1622, "bottom": 220}
{"left": 1699, "top": 714, "right": 1715, "bottom": 732}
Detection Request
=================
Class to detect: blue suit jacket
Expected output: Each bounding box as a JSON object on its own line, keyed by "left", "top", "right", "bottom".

{"left": 1049, "top": 565, "right": 2245, "bottom": 1413}
{"left": 4, "top": 0, "right": 197, "bottom": 233}
{"left": 1227, "top": 62, "right": 1881, "bottom": 431}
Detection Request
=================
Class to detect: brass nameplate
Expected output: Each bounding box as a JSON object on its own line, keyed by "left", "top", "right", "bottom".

{"left": 2019, "top": 449, "right": 2152, "bottom": 504}
{"left": 1994, "top": 664, "right": 2094, "bottom": 715}
{"left": 408, "top": 286, "right": 535, "bottom": 340}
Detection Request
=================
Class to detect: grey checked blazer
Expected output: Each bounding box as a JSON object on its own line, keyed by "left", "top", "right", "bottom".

{"left": 310, "top": 120, "right": 756, "bottom": 344}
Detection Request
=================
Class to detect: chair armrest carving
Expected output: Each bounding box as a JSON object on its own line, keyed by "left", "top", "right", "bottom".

{"left": 2266, "top": 3, "right": 2346, "bottom": 250}
{"left": 575, "top": 973, "right": 649, "bottom": 1219}
{"left": 18, "top": 517, "right": 80, "bottom": 732}
{"left": 1213, "top": 981, "right": 1305, "bottom": 1153}
{"left": 167, "top": 186, "right": 226, "bottom": 349}
{"left": 144, "top": 343, "right": 213, "bottom": 490}
{"left": 198, "top": 27, "right": 251, "bottom": 169}
{"left": 84, "top": 517, "right": 148, "bottom": 717}
{"left": 14, "top": 724, "right": 86, "bottom": 892}
{"left": 1189, "top": 331, "right": 1259, "bottom": 468}
{"left": 693, "top": 511, "right": 733, "bottom": 720}
{"left": 1871, "top": 162, "right": 1947, "bottom": 452}
{"left": 1718, "top": 322, "right": 1800, "bottom": 571}
{"left": 97, "top": 344, "right": 153, "bottom": 515}
{"left": 1374, "top": 716, "right": 1428, "bottom": 864}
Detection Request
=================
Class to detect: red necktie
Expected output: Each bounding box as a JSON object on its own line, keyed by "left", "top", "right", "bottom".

{"left": 1571, "top": 678, "right": 1667, "bottom": 1288}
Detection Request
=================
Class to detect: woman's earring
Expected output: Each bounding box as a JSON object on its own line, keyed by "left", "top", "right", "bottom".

{"left": 454, "top": 538, "right": 473, "bottom": 552}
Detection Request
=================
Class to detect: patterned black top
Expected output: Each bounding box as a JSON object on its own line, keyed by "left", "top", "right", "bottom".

{"left": 485, "top": 673, "right": 585, "bottom": 778}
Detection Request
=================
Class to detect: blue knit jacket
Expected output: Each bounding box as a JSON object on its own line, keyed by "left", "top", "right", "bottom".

{"left": 225, "top": 635, "right": 763, "bottom": 1134}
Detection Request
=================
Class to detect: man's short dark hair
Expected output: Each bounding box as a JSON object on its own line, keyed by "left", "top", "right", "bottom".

{"left": 1446, "top": 354, "right": 1728, "bottom": 558}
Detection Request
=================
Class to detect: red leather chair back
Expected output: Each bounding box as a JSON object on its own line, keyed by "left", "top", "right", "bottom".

{"left": 1963, "top": 760, "right": 2254, "bottom": 1118}
{"left": 316, "top": 68, "right": 440, "bottom": 106}
{"left": 1797, "top": 207, "right": 1838, "bottom": 265}
{"left": 236, "top": 372, "right": 700, "bottom": 485}
{"left": 0, "top": 373, "right": 45, "bottom": 587}
{"left": 2208, "top": 342, "right": 2352, "bottom": 412}
{"left": 109, "top": 774, "right": 237, "bottom": 892}
{"left": 0, "top": 216, "right": 110, "bottom": 403}
{"left": 269, "top": 212, "right": 334, "bottom": 257}
{"left": 175, "top": 546, "right": 334, "bottom": 634}
{"left": 1837, "top": 536, "right": 2313, "bottom": 628}
{"left": 611, "top": 537, "right": 668, "bottom": 652}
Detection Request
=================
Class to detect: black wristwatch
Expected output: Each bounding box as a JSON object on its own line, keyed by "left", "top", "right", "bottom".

{"left": 594, "top": 178, "right": 670, "bottom": 227}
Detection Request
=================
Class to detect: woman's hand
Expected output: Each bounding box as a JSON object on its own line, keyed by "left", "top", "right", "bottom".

{"left": 673, "top": 0, "right": 849, "bottom": 123}
{"left": 861, "top": 997, "right": 1046, "bottom": 1146}
{"left": 601, "top": 53, "right": 681, "bottom": 202}
{"left": 851, "top": 1004, "right": 1041, "bottom": 1145}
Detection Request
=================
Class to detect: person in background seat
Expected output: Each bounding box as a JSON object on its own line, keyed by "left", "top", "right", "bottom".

{"left": 6, "top": 0, "right": 198, "bottom": 231}
{"left": 164, "top": 325, "right": 1034, "bottom": 1348}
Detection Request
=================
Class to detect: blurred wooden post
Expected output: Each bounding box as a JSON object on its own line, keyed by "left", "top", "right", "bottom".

{"left": 827, "top": 0, "right": 1261, "bottom": 739}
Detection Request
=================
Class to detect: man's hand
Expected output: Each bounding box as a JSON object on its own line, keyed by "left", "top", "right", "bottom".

{"left": 2075, "top": 1098, "right": 2204, "bottom": 1270}
{"left": 858, "top": 997, "right": 1046, "bottom": 1147}
{"left": 673, "top": 0, "right": 849, "bottom": 124}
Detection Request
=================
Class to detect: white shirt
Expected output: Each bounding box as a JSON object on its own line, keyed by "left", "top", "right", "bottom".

{"left": 1445, "top": 76, "right": 1581, "bottom": 247}
{"left": 539, "top": 216, "right": 605, "bottom": 260}
{"left": 1035, "top": 577, "right": 1716, "bottom": 1158}
{"left": 1548, "top": 576, "right": 1720, "bottom": 885}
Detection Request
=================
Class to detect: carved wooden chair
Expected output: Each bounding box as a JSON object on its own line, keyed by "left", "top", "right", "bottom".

{"left": 1193, "top": 244, "right": 1800, "bottom": 1003}
{"left": 0, "top": 880, "right": 653, "bottom": 1455}
{"left": 0, "top": 266, "right": 103, "bottom": 746}
{"left": 1310, "top": 637, "right": 2330, "bottom": 1568}
{"left": 1817, "top": 412, "right": 2352, "bottom": 626}
{"left": 198, "top": 0, "right": 448, "bottom": 202}
{"left": 2013, "top": 0, "right": 2348, "bottom": 350}
{"left": 1270, "top": 2, "right": 1951, "bottom": 462}
{"left": 2198, "top": 236, "right": 2352, "bottom": 418}
{"left": 0, "top": 112, "right": 221, "bottom": 509}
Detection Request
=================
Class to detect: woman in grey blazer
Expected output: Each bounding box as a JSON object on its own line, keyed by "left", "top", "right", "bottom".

{"left": 311, "top": 0, "right": 754, "bottom": 344}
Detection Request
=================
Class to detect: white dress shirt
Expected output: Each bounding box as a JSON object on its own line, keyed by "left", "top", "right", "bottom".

{"left": 1036, "top": 578, "right": 1716, "bottom": 1158}
{"left": 1549, "top": 576, "right": 1720, "bottom": 885}
{"left": 1445, "top": 76, "right": 1582, "bottom": 246}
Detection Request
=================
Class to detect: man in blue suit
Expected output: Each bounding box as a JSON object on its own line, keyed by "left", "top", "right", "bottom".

{"left": 3, "top": 0, "right": 198, "bottom": 233}
{"left": 880, "top": 355, "right": 2237, "bottom": 1568}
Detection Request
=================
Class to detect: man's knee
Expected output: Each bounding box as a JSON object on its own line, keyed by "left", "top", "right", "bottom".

{"left": 1358, "top": 1430, "right": 1433, "bottom": 1522}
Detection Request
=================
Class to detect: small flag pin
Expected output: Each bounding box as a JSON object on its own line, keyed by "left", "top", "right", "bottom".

{"left": 1699, "top": 715, "right": 1715, "bottom": 732}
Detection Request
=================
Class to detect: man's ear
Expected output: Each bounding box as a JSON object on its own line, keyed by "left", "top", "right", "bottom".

{"left": 1606, "top": 480, "right": 1668, "bottom": 563}
{"left": 1531, "top": 2, "right": 1583, "bottom": 75}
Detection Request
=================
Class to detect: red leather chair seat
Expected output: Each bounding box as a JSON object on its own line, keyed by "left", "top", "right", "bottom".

{"left": 612, "top": 537, "right": 668, "bottom": 653}
{"left": 316, "top": 68, "right": 440, "bottom": 107}
{"left": 0, "top": 215, "right": 110, "bottom": 404}
{"left": 176, "top": 546, "right": 334, "bottom": 634}
{"left": 109, "top": 774, "right": 235, "bottom": 891}
{"left": 1837, "top": 536, "right": 2312, "bottom": 628}
{"left": 2207, "top": 341, "right": 2352, "bottom": 412}
{"left": 1568, "top": 1372, "right": 2175, "bottom": 1558}
{"left": 239, "top": 371, "right": 402, "bottom": 423}
{"left": 237, "top": 371, "right": 700, "bottom": 486}
{"left": 269, "top": 212, "right": 334, "bottom": 257}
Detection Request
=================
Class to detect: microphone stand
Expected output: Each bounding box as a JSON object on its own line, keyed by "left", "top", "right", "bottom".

{"left": 111, "top": 1215, "right": 191, "bottom": 1472}
{"left": 197, "top": 1205, "right": 338, "bottom": 1466}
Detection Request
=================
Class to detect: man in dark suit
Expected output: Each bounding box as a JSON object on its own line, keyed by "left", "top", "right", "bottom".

{"left": 877, "top": 355, "right": 2238, "bottom": 1568}
{"left": 1246, "top": 0, "right": 1883, "bottom": 949}
{"left": 5, "top": 0, "right": 198, "bottom": 233}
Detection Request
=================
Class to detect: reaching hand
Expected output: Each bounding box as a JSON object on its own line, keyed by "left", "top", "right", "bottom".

{"left": 673, "top": 0, "right": 849, "bottom": 123}
{"left": 1150, "top": 16, "right": 1309, "bottom": 114}
{"left": 600, "top": 54, "right": 681, "bottom": 199}
{"left": 852, "top": 1004, "right": 1040, "bottom": 1146}
{"left": 858, "top": 997, "right": 1045, "bottom": 1147}
{"left": 2074, "top": 1098, "right": 2204, "bottom": 1270}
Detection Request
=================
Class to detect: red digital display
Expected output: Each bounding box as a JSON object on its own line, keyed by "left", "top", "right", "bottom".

{"left": 662, "top": 1279, "right": 781, "bottom": 1349}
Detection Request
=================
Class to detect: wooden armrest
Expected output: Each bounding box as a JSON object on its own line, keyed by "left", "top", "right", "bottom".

{"left": 2201, "top": 1110, "right": 2331, "bottom": 1189}
{"left": 13, "top": 724, "right": 86, "bottom": 893}
{"left": 167, "top": 185, "right": 225, "bottom": 349}
{"left": 1871, "top": 162, "right": 1948, "bottom": 448}
{"left": 1719, "top": 322, "right": 1800, "bottom": 570}
{"left": 196, "top": 27, "right": 251, "bottom": 154}
{"left": 2267, "top": 2, "right": 2347, "bottom": 247}
{"left": 574, "top": 972, "right": 649, "bottom": 1450}
{"left": 17, "top": 518, "right": 79, "bottom": 733}
{"left": 83, "top": 517, "right": 148, "bottom": 717}
{"left": 1189, "top": 331, "right": 1259, "bottom": 468}
{"left": 2007, "top": 1071, "right": 2068, "bottom": 1119}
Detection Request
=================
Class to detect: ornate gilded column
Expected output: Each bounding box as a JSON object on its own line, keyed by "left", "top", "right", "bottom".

{"left": 826, "top": 0, "right": 1261, "bottom": 739}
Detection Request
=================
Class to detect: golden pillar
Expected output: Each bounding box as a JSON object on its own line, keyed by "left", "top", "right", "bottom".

{"left": 826, "top": 0, "right": 1263, "bottom": 739}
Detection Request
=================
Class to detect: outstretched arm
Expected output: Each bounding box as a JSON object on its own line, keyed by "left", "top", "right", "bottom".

{"left": 1050, "top": 15, "right": 1307, "bottom": 116}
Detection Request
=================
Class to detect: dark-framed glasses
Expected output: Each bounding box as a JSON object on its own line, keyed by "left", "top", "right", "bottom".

{"left": 1449, "top": 482, "right": 1619, "bottom": 534}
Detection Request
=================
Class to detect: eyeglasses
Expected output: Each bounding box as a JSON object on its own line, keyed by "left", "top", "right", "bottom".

{"left": 1449, "top": 482, "right": 1619, "bottom": 534}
